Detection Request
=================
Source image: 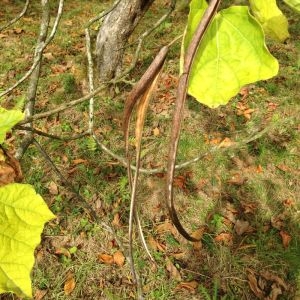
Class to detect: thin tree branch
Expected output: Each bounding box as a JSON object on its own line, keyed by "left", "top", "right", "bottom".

{"left": 15, "top": 125, "right": 89, "bottom": 141}
{"left": 15, "top": 0, "right": 51, "bottom": 160}
{"left": 0, "top": 0, "right": 30, "bottom": 32}
{"left": 18, "top": 84, "right": 107, "bottom": 125}
{"left": 85, "top": 0, "right": 121, "bottom": 29}
{"left": 0, "top": 0, "right": 64, "bottom": 98}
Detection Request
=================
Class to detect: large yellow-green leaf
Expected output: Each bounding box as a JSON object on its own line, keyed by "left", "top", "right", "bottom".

{"left": 0, "top": 183, "right": 55, "bottom": 298}
{"left": 184, "top": 5, "right": 279, "bottom": 108}
{"left": 0, "top": 108, "right": 24, "bottom": 144}
{"left": 283, "top": 0, "right": 300, "bottom": 12}
{"left": 249, "top": 0, "right": 290, "bottom": 42}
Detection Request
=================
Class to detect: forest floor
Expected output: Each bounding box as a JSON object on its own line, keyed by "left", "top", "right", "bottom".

{"left": 1, "top": 0, "right": 300, "bottom": 299}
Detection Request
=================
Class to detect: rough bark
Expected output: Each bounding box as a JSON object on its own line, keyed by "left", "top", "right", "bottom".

{"left": 95, "top": 0, "right": 154, "bottom": 81}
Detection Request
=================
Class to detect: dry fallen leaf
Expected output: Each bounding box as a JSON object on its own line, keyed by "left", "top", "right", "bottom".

{"left": 34, "top": 289, "right": 47, "bottom": 300}
{"left": 247, "top": 271, "right": 265, "bottom": 299}
{"left": 191, "top": 227, "right": 205, "bottom": 250}
{"left": 269, "top": 283, "right": 282, "bottom": 300}
{"left": 175, "top": 281, "right": 198, "bottom": 292}
{"left": 98, "top": 253, "right": 114, "bottom": 265}
{"left": 148, "top": 235, "right": 158, "bottom": 251}
{"left": 64, "top": 271, "right": 76, "bottom": 295}
{"left": 0, "top": 162, "right": 16, "bottom": 186}
{"left": 43, "top": 52, "right": 55, "bottom": 61}
{"left": 153, "top": 127, "right": 160, "bottom": 136}
{"left": 72, "top": 158, "right": 88, "bottom": 165}
{"left": 112, "top": 213, "right": 122, "bottom": 227}
{"left": 227, "top": 173, "right": 247, "bottom": 186}
{"left": 260, "top": 270, "right": 288, "bottom": 290}
{"left": 166, "top": 258, "right": 182, "bottom": 281}
{"left": 48, "top": 181, "right": 59, "bottom": 195}
{"left": 219, "top": 137, "right": 235, "bottom": 148}
{"left": 214, "top": 232, "right": 233, "bottom": 245}
{"left": 234, "top": 219, "right": 250, "bottom": 236}
{"left": 279, "top": 230, "right": 291, "bottom": 249}
{"left": 155, "top": 221, "right": 177, "bottom": 236}
{"left": 113, "top": 250, "right": 125, "bottom": 267}
{"left": 55, "top": 247, "right": 71, "bottom": 258}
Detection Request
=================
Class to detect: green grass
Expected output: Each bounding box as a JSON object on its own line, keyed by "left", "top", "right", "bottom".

{"left": 1, "top": 0, "right": 299, "bottom": 299}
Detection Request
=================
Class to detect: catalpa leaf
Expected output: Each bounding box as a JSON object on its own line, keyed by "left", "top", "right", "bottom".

{"left": 0, "top": 107, "right": 24, "bottom": 144}
{"left": 249, "top": 0, "right": 290, "bottom": 42}
{"left": 0, "top": 183, "right": 55, "bottom": 298}
{"left": 184, "top": 4, "right": 278, "bottom": 108}
{"left": 283, "top": 0, "right": 300, "bottom": 13}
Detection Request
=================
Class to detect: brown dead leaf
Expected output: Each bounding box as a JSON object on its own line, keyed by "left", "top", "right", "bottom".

{"left": 43, "top": 52, "right": 55, "bottom": 61}
{"left": 34, "top": 289, "right": 47, "bottom": 300}
{"left": 51, "top": 64, "right": 69, "bottom": 74}
{"left": 166, "top": 258, "right": 182, "bottom": 281}
{"left": 260, "top": 270, "right": 288, "bottom": 290}
{"left": 227, "top": 173, "right": 247, "bottom": 186}
{"left": 241, "top": 201, "right": 258, "bottom": 214}
{"left": 239, "top": 86, "right": 249, "bottom": 100}
{"left": 283, "top": 198, "right": 295, "bottom": 207}
{"left": 113, "top": 250, "right": 125, "bottom": 267}
{"left": 64, "top": 272, "right": 76, "bottom": 295}
{"left": 147, "top": 235, "right": 166, "bottom": 252}
{"left": 276, "top": 164, "right": 291, "bottom": 172}
{"left": 112, "top": 213, "right": 122, "bottom": 227}
{"left": 268, "top": 283, "right": 282, "bottom": 300}
{"left": 155, "top": 221, "right": 177, "bottom": 236}
{"left": 148, "top": 235, "right": 159, "bottom": 251}
{"left": 234, "top": 219, "right": 250, "bottom": 235}
{"left": 0, "top": 33, "right": 7, "bottom": 38}
{"left": 0, "top": 162, "right": 16, "bottom": 186}
{"left": 175, "top": 281, "right": 198, "bottom": 292}
{"left": 279, "top": 230, "right": 291, "bottom": 249}
{"left": 214, "top": 232, "right": 233, "bottom": 245}
{"left": 222, "top": 202, "right": 238, "bottom": 224}
{"left": 48, "top": 181, "right": 59, "bottom": 195}
{"left": 98, "top": 253, "right": 114, "bottom": 265}
{"left": 153, "top": 127, "right": 160, "bottom": 136}
{"left": 191, "top": 227, "right": 205, "bottom": 250}
{"left": 247, "top": 271, "right": 265, "bottom": 299}
{"left": 55, "top": 247, "right": 71, "bottom": 258}
{"left": 13, "top": 28, "right": 24, "bottom": 34}
{"left": 271, "top": 214, "right": 286, "bottom": 230}
{"left": 171, "top": 252, "right": 185, "bottom": 259}
{"left": 219, "top": 137, "right": 235, "bottom": 148}
{"left": 72, "top": 158, "right": 88, "bottom": 165}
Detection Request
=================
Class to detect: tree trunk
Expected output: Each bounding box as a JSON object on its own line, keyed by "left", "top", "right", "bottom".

{"left": 95, "top": 0, "right": 154, "bottom": 81}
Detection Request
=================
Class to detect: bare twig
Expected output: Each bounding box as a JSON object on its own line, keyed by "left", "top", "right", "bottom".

{"left": 15, "top": 0, "right": 51, "bottom": 160}
{"left": 85, "top": 0, "right": 121, "bottom": 28}
{"left": 0, "top": 0, "right": 64, "bottom": 98}
{"left": 15, "top": 125, "right": 89, "bottom": 141}
{"left": 18, "top": 84, "right": 107, "bottom": 125}
{"left": 0, "top": 0, "right": 30, "bottom": 32}
{"left": 85, "top": 28, "right": 95, "bottom": 133}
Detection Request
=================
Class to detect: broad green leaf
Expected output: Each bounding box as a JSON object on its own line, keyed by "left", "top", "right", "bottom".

{"left": 283, "top": 0, "right": 300, "bottom": 12}
{"left": 249, "top": 0, "right": 290, "bottom": 42}
{"left": 0, "top": 183, "right": 55, "bottom": 298}
{"left": 184, "top": 5, "right": 279, "bottom": 108}
{"left": 0, "top": 108, "right": 24, "bottom": 144}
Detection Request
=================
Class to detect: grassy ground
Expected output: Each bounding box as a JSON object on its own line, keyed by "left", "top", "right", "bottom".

{"left": 1, "top": 0, "right": 299, "bottom": 299}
